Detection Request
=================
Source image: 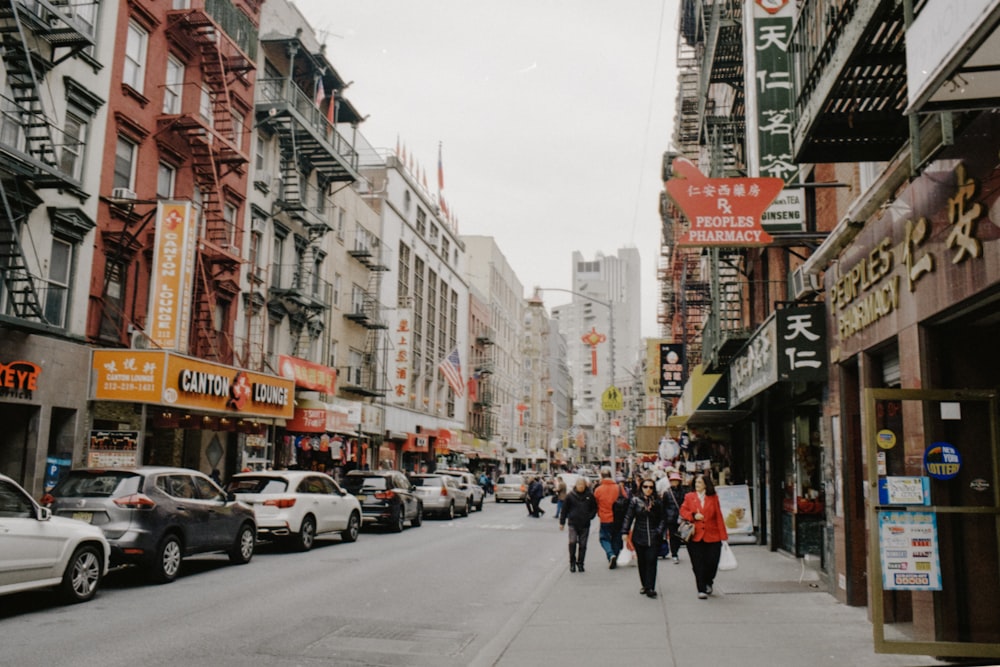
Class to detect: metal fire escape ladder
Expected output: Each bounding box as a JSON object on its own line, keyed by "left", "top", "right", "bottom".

{"left": 0, "top": 180, "right": 43, "bottom": 320}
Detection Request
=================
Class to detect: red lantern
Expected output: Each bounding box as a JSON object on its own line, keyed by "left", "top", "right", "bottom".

{"left": 580, "top": 327, "right": 607, "bottom": 376}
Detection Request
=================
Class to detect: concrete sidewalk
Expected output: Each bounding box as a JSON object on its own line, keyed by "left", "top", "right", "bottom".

{"left": 483, "top": 543, "right": 952, "bottom": 667}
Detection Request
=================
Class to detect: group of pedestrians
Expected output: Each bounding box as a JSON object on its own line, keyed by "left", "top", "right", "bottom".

{"left": 556, "top": 466, "right": 729, "bottom": 601}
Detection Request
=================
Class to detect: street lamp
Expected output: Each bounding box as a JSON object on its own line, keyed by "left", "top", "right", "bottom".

{"left": 532, "top": 286, "right": 618, "bottom": 475}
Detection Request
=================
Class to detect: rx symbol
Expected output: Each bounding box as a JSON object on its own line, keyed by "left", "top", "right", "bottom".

{"left": 718, "top": 198, "right": 732, "bottom": 214}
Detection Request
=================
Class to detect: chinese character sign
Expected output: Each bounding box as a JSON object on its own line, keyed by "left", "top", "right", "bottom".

{"left": 659, "top": 343, "right": 684, "bottom": 397}
{"left": 754, "top": 13, "right": 796, "bottom": 184}
{"left": 147, "top": 201, "right": 197, "bottom": 351}
{"left": 776, "top": 304, "right": 827, "bottom": 382}
{"left": 388, "top": 309, "right": 412, "bottom": 405}
{"left": 666, "top": 158, "right": 783, "bottom": 247}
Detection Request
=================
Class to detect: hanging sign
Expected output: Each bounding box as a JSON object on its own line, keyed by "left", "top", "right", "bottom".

{"left": 666, "top": 158, "right": 783, "bottom": 247}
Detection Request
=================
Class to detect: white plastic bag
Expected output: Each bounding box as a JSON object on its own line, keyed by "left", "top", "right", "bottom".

{"left": 617, "top": 547, "right": 635, "bottom": 567}
{"left": 718, "top": 541, "right": 738, "bottom": 571}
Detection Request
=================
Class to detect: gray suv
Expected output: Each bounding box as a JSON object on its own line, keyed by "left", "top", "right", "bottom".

{"left": 44, "top": 467, "right": 256, "bottom": 584}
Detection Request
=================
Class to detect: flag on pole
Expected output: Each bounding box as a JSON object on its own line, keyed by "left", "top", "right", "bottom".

{"left": 438, "top": 347, "right": 464, "bottom": 397}
{"left": 314, "top": 77, "right": 325, "bottom": 108}
{"left": 437, "top": 142, "right": 445, "bottom": 193}
{"left": 326, "top": 88, "right": 336, "bottom": 124}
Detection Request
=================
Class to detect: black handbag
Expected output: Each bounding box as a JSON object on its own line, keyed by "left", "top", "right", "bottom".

{"left": 677, "top": 518, "right": 695, "bottom": 542}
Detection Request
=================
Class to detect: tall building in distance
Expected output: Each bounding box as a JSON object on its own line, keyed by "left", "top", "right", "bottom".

{"left": 551, "top": 248, "right": 641, "bottom": 463}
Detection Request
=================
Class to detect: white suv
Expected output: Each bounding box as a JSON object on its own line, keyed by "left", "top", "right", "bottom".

{"left": 0, "top": 474, "right": 109, "bottom": 604}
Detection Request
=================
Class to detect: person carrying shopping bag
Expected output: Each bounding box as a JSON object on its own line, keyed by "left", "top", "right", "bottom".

{"left": 620, "top": 478, "right": 666, "bottom": 598}
{"left": 679, "top": 474, "right": 728, "bottom": 599}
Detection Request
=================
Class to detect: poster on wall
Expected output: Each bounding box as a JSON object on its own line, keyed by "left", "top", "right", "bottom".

{"left": 879, "top": 511, "right": 942, "bottom": 591}
{"left": 716, "top": 484, "right": 754, "bottom": 536}
{"left": 88, "top": 430, "right": 139, "bottom": 468}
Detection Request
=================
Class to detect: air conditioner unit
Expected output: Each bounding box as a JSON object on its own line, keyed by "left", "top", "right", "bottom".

{"left": 254, "top": 171, "right": 273, "bottom": 188}
{"left": 130, "top": 329, "right": 151, "bottom": 349}
{"left": 790, "top": 267, "right": 822, "bottom": 300}
{"left": 111, "top": 188, "right": 137, "bottom": 201}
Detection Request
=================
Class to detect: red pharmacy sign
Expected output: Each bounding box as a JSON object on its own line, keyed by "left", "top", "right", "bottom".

{"left": 666, "top": 158, "right": 783, "bottom": 247}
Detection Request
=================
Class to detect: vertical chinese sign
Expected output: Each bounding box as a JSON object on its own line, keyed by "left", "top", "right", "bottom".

{"left": 752, "top": 0, "right": 805, "bottom": 233}
{"left": 147, "top": 201, "right": 197, "bottom": 351}
{"left": 388, "top": 308, "right": 412, "bottom": 405}
{"left": 776, "top": 304, "right": 827, "bottom": 382}
{"left": 658, "top": 342, "right": 685, "bottom": 398}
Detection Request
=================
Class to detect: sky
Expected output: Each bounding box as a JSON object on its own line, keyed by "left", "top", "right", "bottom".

{"left": 291, "top": 1, "right": 679, "bottom": 337}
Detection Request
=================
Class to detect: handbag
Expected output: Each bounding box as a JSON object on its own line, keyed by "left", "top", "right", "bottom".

{"left": 719, "top": 541, "right": 738, "bottom": 571}
{"left": 677, "top": 518, "right": 695, "bottom": 542}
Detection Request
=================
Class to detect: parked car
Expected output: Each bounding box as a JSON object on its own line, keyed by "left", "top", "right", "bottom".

{"left": 410, "top": 474, "right": 471, "bottom": 519}
{"left": 436, "top": 469, "right": 485, "bottom": 511}
{"left": 494, "top": 474, "right": 527, "bottom": 503}
{"left": 0, "top": 474, "right": 109, "bottom": 604}
{"left": 229, "top": 471, "right": 361, "bottom": 551}
{"left": 43, "top": 467, "right": 256, "bottom": 584}
{"left": 341, "top": 470, "right": 422, "bottom": 532}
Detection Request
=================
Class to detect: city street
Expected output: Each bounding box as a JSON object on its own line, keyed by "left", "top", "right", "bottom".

{"left": 1, "top": 500, "right": 954, "bottom": 667}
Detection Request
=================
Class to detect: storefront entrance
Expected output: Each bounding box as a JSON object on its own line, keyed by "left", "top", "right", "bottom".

{"left": 865, "top": 387, "right": 1000, "bottom": 657}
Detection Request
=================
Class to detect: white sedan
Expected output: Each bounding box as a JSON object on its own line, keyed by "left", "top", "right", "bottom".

{"left": 229, "top": 471, "right": 361, "bottom": 551}
{"left": 0, "top": 473, "right": 109, "bottom": 604}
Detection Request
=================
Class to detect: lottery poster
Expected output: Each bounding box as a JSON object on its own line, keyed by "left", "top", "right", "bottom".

{"left": 879, "top": 511, "right": 942, "bottom": 591}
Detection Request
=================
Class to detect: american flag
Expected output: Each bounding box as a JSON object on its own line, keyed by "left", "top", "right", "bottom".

{"left": 438, "top": 347, "right": 464, "bottom": 397}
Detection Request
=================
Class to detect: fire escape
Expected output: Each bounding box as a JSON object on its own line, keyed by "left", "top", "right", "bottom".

{"left": 0, "top": 0, "right": 94, "bottom": 325}
{"left": 472, "top": 333, "right": 496, "bottom": 440}
{"left": 159, "top": 3, "right": 256, "bottom": 362}
{"left": 343, "top": 231, "right": 389, "bottom": 398}
{"left": 255, "top": 35, "right": 368, "bottom": 378}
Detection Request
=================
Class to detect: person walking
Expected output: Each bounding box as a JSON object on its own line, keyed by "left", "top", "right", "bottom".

{"left": 553, "top": 475, "right": 568, "bottom": 519}
{"left": 560, "top": 477, "right": 597, "bottom": 572}
{"left": 526, "top": 476, "right": 545, "bottom": 517}
{"left": 593, "top": 468, "right": 624, "bottom": 568}
{"left": 679, "top": 474, "right": 728, "bottom": 599}
{"left": 621, "top": 478, "right": 666, "bottom": 598}
{"left": 661, "top": 472, "right": 686, "bottom": 564}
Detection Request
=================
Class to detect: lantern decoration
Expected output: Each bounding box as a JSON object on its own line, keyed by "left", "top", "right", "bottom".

{"left": 580, "top": 327, "right": 607, "bottom": 376}
{"left": 516, "top": 403, "right": 528, "bottom": 426}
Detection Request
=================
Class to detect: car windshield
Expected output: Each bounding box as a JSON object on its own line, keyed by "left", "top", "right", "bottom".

{"left": 411, "top": 477, "right": 443, "bottom": 487}
{"left": 342, "top": 476, "right": 386, "bottom": 493}
{"left": 229, "top": 477, "right": 289, "bottom": 494}
{"left": 52, "top": 471, "right": 141, "bottom": 498}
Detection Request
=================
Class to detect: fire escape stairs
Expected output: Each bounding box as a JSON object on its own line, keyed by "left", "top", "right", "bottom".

{"left": 0, "top": 181, "right": 44, "bottom": 321}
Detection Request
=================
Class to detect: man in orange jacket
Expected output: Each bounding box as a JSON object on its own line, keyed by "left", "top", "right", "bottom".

{"left": 593, "top": 468, "right": 624, "bottom": 568}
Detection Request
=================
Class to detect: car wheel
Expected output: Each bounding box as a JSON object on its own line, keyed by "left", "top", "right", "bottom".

{"left": 150, "top": 534, "right": 182, "bottom": 584}
{"left": 477, "top": 498, "right": 484, "bottom": 512}
{"left": 342, "top": 512, "right": 360, "bottom": 543}
{"left": 445, "top": 502, "right": 455, "bottom": 520}
{"left": 295, "top": 515, "right": 317, "bottom": 552}
{"left": 60, "top": 545, "right": 103, "bottom": 603}
{"left": 463, "top": 499, "right": 472, "bottom": 517}
{"left": 229, "top": 523, "right": 255, "bottom": 564}
{"left": 496, "top": 496, "right": 503, "bottom": 503}
{"left": 391, "top": 507, "right": 405, "bottom": 533}
{"left": 411, "top": 504, "right": 423, "bottom": 527}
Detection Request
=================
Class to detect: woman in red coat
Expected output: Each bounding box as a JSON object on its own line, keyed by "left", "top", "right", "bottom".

{"left": 679, "top": 474, "right": 728, "bottom": 599}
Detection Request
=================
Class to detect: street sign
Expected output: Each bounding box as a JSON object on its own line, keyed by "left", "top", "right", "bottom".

{"left": 601, "top": 386, "right": 623, "bottom": 411}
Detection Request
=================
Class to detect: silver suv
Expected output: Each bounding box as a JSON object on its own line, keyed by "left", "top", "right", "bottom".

{"left": 44, "top": 467, "right": 256, "bottom": 584}
{"left": 436, "top": 469, "right": 485, "bottom": 512}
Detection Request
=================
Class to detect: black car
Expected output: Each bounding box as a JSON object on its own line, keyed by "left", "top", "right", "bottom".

{"left": 44, "top": 467, "right": 256, "bottom": 583}
{"left": 341, "top": 470, "right": 422, "bottom": 532}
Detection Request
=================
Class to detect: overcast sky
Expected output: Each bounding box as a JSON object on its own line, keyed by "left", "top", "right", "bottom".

{"left": 292, "top": 1, "right": 679, "bottom": 337}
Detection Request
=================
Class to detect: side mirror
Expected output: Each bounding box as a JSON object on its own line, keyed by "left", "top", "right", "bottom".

{"left": 226, "top": 491, "right": 237, "bottom": 502}
{"left": 36, "top": 506, "right": 52, "bottom": 521}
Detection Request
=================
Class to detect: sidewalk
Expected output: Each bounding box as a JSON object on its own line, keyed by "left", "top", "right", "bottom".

{"left": 484, "top": 543, "right": 953, "bottom": 667}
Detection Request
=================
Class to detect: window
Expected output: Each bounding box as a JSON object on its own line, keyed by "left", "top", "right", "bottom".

{"left": 328, "top": 340, "right": 338, "bottom": 369}
{"left": 157, "top": 162, "right": 175, "bottom": 199}
{"left": 163, "top": 56, "right": 184, "bottom": 114}
{"left": 332, "top": 273, "right": 341, "bottom": 307}
{"left": 314, "top": 181, "right": 325, "bottom": 214}
{"left": 113, "top": 136, "right": 136, "bottom": 190}
{"left": 231, "top": 110, "right": 244, "bottom": 150}
{"left": 249, "top": 229, "right": 263, "bottom": 281}
{"left": 59, "top": 112, "right": 86, "bottom": 181}
{"left": 123, "top": 22, "right": 147, "bottom": 92}
{"left": 351, "top": 284, "right": 365, "bottom": 314}
{"left": 223, "top": 202, "right": 237, "bottom": 245}
{"left": 44, "top": 238, "right": 72, "bottom": 327}
{"left": 99, "top": 259, "right": 125, "bottom": 339}
{"left": 311, "top": 254, "right": 323, "bottom": 297}
{"left": 348, "top": 349, "right": 364, "bottom": 383}
{"left": 398, "top": 242, "right": 410, "bottom": 303}
{"left": 199, "top": 85, "right": 213, "bottom": 126}
{"left": 254, "top": 132, "right": 266, "bottom": 171}
{"left": 441, "top": 237, "right": 450, "bottom": 262}
{"left": 415, "top": 208, "right": 427, "bottom": 236}
{"left": 272, "top": 234, "right": 285, "bottom": 286}
{"left": 336, "top": 208, "right": 346, "bottom": 240}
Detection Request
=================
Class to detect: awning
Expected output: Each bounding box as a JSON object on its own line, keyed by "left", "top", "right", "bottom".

{"left": 670, "top": 366, "right": 748, "bottom": 429}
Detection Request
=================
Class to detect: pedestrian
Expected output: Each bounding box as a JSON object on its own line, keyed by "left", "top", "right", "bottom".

{"left": 554, "top": 475, "right": 568, "bottom": 519}
{"left": 593, "top": 468, "right": 624, "bottom": 568}
{"left": 560, "top": 477, "right": 597, "bottom": 572}
{"left": 661, "top": 471, "right": 685, "bottom": 563}
{"left": 621, "top": 477, "right": 666, "bottom": 599}
{"left": 679, "top": 474, "right": 729, "bottom": 599}
{"left": 527, "top": 476, "right": 545, "bottom": 517}
{"left": 210, "top": 468, "right": 223, "bottom": 486}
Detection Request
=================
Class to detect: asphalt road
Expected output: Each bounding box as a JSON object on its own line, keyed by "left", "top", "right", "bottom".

{"left": 0, "top": 497, "right": 561, "bottom": 667}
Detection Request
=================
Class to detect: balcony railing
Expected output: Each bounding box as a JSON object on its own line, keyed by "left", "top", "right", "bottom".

{"left": 268, "top": 263, "right": 333, "bottom": 309}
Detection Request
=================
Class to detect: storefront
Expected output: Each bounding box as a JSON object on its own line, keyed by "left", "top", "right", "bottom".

{"left": 0, "top": 331, "right": 93, "bottom": 494}
{"left": 89, "top": 349, "right": 294, "bottom": 480}
{"left": 824, "top": 111, "right": 1000, "bottom": 657}
{"left": 728, "top": 304, "right": 828, "bottom": 560}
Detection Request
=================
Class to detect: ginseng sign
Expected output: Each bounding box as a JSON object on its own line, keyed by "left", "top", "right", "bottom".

{"left": 666, "top": 158, "right": 783, "bottom": 247}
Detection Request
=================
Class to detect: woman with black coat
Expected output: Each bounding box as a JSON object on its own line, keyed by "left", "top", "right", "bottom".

{"left": 621, "top": 478, "right": 667, "bottom": 598}
{"left": 560, "top": 478, "right": 598, "bottom": 572}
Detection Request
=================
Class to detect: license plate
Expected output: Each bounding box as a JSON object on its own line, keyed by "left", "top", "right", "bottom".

{"left": 72, "top": 511, "right": 93, "bottom": 523}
